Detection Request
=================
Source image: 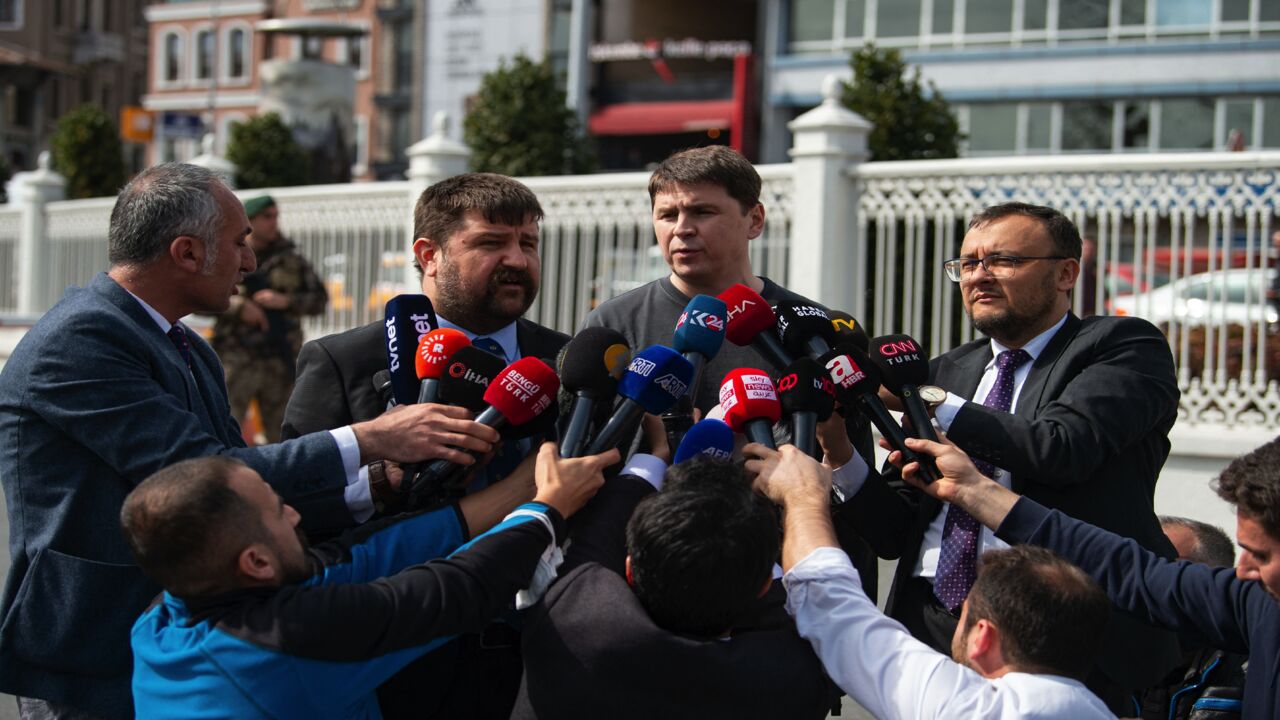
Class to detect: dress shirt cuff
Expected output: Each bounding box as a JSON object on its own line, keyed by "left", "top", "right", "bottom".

{"left": 782, "top": 546, "right": 857, "bottom": 615}
{"left": 329, "top": 427, "right": 361, "bottom": 480}
{"left": 933, "top": 393, "right": 966, "bottom": 431}
{"left": 621, "top": 453, "right": 668, "bottom": 491}
{"left": 345, "top": 471, "right": 374, "bottom": 524}
{"left": 829, "top": 452, "right": 870, "bottom": 501}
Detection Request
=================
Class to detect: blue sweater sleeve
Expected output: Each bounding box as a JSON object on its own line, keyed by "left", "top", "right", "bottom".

{"left": 303, "top": 504, "right": 467, "bottom": 587}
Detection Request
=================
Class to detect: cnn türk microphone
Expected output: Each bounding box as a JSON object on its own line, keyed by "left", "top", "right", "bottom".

{"left": 818, "top": 345, "right": 937, "bottom": 483}
{"left": 719, "top": 369, "right": 783, "bottom": 449}
{"left": 777, "top": 357, "right": 836, "bottom": 459}
{"left": 868, "top": 334, "right": 940, "bottom": 444}
{"left": 673, "top": 419, "right": 735, "bottom": 464}
{"left": 672, "top": 294, "right": 728, "bottom": 406}
{"left": 830, "top": 310, "right": 871, "bottom": 354}
{"left": 586, "top": 345, "right": 694, "bottom": 456}
{"left": 774, "top": 301, "right": 839, "bottom": 360}
{"left": 718, "top": 284, "right": 794, "bottom": 369}
{"left": 383, "top": 294, "right": 438, "bottom": 406}
{"left": 437, "top": 345, "right": 505, "bottom": 411}
{"left": 415, "top": 328, "right": 470, "bottom": 404}
{"left": 557, "top": 328, "right": 631, "bottom": 458}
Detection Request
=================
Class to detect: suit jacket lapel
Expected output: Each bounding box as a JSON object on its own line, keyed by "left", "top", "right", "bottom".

{"left": 1014, "top": 314, "right": 1081, "bottom": 422}
{"left": 935, "top": 341, "right": 990, "bottom": 402}
{"left": 92, "top": 273, "right": 198, "bottom": 407}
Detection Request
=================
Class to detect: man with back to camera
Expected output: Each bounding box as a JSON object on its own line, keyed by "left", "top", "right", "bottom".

{"left": 0, "top": 163, "right": 505, "bottom": 720}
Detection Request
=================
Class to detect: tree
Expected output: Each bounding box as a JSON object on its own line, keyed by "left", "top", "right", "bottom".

{"left": 226, "top": 112, "right": 312, "bottom": 189}
{"left": 464, "top": 54, "right": 595, "bottom": 176}
{"left": 50, "top": 104, "right": 126, "bottom": 199}
{"left": 841, "top": 45, "right": 960, "bottom": 161}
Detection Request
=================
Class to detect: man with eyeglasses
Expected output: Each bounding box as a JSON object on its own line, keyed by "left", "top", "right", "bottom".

{"left": 834, "top": 201, "right": 1181, "bottom": 713}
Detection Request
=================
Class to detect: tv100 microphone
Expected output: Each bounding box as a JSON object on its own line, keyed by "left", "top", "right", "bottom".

{"left": 557, "top": 327, "right": 631, "bottom": 458}
{"left": 777, "top": 357, "right": 837, "bottom": 459}
{"left": 719, "top": 369, "right": 783, "bottom": 449}
{"left": 829, "top": 310, "right": 871, "bottom": 354}
{"left": 673, "top": 419, "right": 735, "bottom": 464}
{"left": 383, "top": 294, "right": 439, "bottom": 407}
{"left": 585, "top": 345, "right": 694, "bottom": 456}
{"left": 415, "top": 328, "right": 470, "bottom": 404}
{"left": 868, "top": 334, "right": 941, "bottom": 445}
{"left": 718, "top": 284, "right": 794, "bottom": 369}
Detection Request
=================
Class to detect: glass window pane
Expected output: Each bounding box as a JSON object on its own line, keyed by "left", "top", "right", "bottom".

{"left": 1026, "top": 103, "right": 1052, "bottom": 149}
{"left": 1159, "top": 98, "right": 1214, "bottom": 149}
{"left": 165, "top": 35, "right": 180, "bottom": 81}
{"left": 877, "top": 0, "right": 922, "bottom": 37}
{"left": 1156, "top": 0, "right": 1212, "bottom": 26}
{"left": 1223, "top": 100, "right": 1253, "bottom": 148}
{"left": 1059, "top": 0, "right": 1109, "bottom": 30}
{"left": 967, "top": 103, "right": 1018, "bottom": 152}
{"left": 197, "top": 31, "right": 213, "bottom": 79}
{"left": 1024, "top": 0, "right": 1048, "bottom": 29}
{"left": 1122, "top": 101, "right": 1151, "bottom": 149}
{"left": 230, "top": 30, "right": 244, "bottom": 77}
{"left": 933, "top": 0, "right": 954, "bottom": 33}
{"left": 846, "top": 0, "right": 867, "bottom": 37}
{"left": 790, "top": 0, "right": 835, "bottom": 42}
{"left": 1061, "top": 101, "right": 1113, "bottom": 150}
{"left": 1263, "top": 1, "right": 1280, "bottom": 21}
{"left": 1120, "top": 0, "right": 1146, "bottom": 24}
{"left": 1221, "top": 0, "right": 1250, "bottom": 21}
{"left": 966, "top": 0, "right": 1012, "bottom": 33}
{"left": 1262, "top": 98, "right": 1280, "bottom": 148}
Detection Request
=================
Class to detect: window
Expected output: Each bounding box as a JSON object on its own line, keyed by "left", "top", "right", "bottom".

{"left": 877, "top": 0, "right": 921, "bottom": 38}
{"left": 1155, "top": 0, "right": 1212, "bottom": 27}
{"left": 1121, "top": 102, "right": 1151, "bottom": 149}
{"left": 77, "top": 0, "right": 89, "bottom": 31}
{"left": 1223, "top": 99, "right": 1254, "bottom": 148}
{"left": 791, "top": 0, "right": 835, "bottom": 42}
{"left": 1061, "top": 101, "right": 1113, "bottom": 151}
{"left": 1023, "top": 0, "right": 1048, "bottom": 30}
{"left": 1262, "top": 98, "right": 1280, "bottom": 148}
{"left": 1160, "top": 98, "right": 1214, "bottom": 149}
{"left": 163, "top": 32, "right": 183, "bottom": 83}
{"left": 1221, "top": 0, "right": 1250, "bottom": 22}
{"left": 302, "top": 35, "right": 324, "bottom": 60}
{"left": 226, "top": 26, "right": 248, "bottom": 80}
{"left": 967, "top": 104, "right": 1017, "bottom": 152}
{"left": 932, "top": 0, "right": 954, "bottom": 33}
{"left": 0, "top": 0, "right": 20, "bottom": 28}
{"left": 1059, "top": 0, "right": 1109, "bottom": 31}
{"left": 966, "top": 0, "right": 1012, "bottom": 35}
{"left": 352, "top": 114, "right": 369, "bottom": 176}
{"left": 196, "top": 29, "right": 214, "bottom": 81}
{"left": 342, "top": 34, "right": 369, "bottom": 78}
{"left": 1025, "top": 104, "right": 1052, "bottom": 151}
{"left": 1120, "top": 0, "right": 1146, "bottom": 24}
{"left": 845, "top": 0, "right": 867, "bottom": 38}
{"left": 53, "top": 0, "right": 63, "bottom": 27}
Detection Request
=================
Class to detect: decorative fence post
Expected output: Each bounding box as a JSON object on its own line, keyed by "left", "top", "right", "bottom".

{"left": 786, "top": 74, "right": 871, "bottom": 318}
{"left": 16, "top": 152, "right": 66, "bottom": 316}
{"left": 404, "top": 112, "right": 471, "bottom": 289}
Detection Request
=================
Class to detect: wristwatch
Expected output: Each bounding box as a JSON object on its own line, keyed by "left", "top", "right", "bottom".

{"left": 917, "top": 385, "right": 948, "bottom": 408}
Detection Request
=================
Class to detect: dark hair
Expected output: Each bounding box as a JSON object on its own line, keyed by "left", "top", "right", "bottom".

{"left": 1214, "top": 437, "right": 1280, "bottom": 540}
{"left": 120, "top": 456, "right": 266, "bottom": 598}
{"left": 411, "top": 172, "right": 544, "bottom": 274}
{"left": 964, "top": 545, "right": 1109, "bottom": 681}
{"left": 1159, "top": 515, "right": 1236, "bottom": 566}
{"left": 968, "top": 202, "right": 1082, "bottom": 260}
{"left": 108, "top": 162, "right": 225, "bottom": 268}
{"left": 647, "top": 145, "right": 761, "bottom": 214}
{"left": 625, "top": 457, "right": 779, "bottom": 637}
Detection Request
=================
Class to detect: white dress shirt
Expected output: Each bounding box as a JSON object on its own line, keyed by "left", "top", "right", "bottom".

{"left": 785, "top": 547, "right": 1115, "bottom": 720}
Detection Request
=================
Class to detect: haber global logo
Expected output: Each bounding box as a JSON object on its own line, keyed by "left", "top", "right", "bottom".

{"left": 628, "top": 357, "right": 657, "bottom": 377}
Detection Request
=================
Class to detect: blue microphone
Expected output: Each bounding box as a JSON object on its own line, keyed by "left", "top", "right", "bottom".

{"left": 383, "top": 294, "right": 438, "bottom": 407}
{"left": 674, "top": 419, "right": 734, "bottom": 464}
{"left": 671, "top": 294, "right": 727, "bottom": 410}
{"left": 586, "top": 345, "right": 694, "bottom": 455}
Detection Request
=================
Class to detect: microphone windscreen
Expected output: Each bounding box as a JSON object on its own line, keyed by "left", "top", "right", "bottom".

{"left": 719, "top": 368, "right": 783, "bottom": 433}
{"left": 483, "top": 357, "right": 560, "bottom": 426}
{"left": 617, "top": 345, "right": 695, "bottom": 414}
{"left": 560, "top": 327, "right": 631, "bottom": 395}
{"left": 817, "top": 344, "right": 883, "bottom": 404}
{"left": 869, "top": 334, "right": 930, "bottom": 390}
{"left": 777, "top": 357, "right": 836, "bottom": 421}
{"left": 774, "top": 301, "right": 836, "bottom": 357}
{"left": 718, "top": 284, "right": 777, "bottom": 347}
{"left": 509, "top": 383, "right": 560, "bottom": 439}
{"left": 672, "top": 294, "right": 727, "bottom": 359}
{"left": 384, "top": 294, "right": 438, "bottom": 405}
{"left": 415, "top": 328, "right": 471, "bottom": 381}
{"left": 673, "top": 419, "right": 735, "bottom": 463}
{"left": 830, "top": 310, "right": 871, "bottom": 353}
{"left": 438, "top": 345, "right": 505, "bottom": 411}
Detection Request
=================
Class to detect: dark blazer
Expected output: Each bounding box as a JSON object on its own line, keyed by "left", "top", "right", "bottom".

{"left": 840, "top": 314, "right": 1182, "bottom": 690}
{"left": 0, "top": 273, "right": 346, "bottom": 719}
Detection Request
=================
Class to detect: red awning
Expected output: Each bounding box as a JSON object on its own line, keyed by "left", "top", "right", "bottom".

{"left": 589, "top": 100, "right": 735, "bottom": 136}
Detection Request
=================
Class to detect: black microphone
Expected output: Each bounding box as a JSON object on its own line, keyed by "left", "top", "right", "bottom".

{"left": 372, "top": 370, "right": 394, "bottom": 411}
{"left": 868, "top": 334, "right": 940, "bottom": 444}
{"left": 437, "top": 345, "right": 506, "bottom": 411}
{"left": 777, "top": 357, "right": 836, "bottom": 459}
{"left": 830, "top": 310, "right": 871, "bottom": 354}
{"left": 383, "top": 294, "right": 438, "bottom": 407}
{"left": 557, "top": 328, "right": 631, "bottom": 458}
{"left": 585, "top": 345, "right": 693, "bottom": 456}
{"left": 774, "top": 301, "right": 839, "bottom": 360}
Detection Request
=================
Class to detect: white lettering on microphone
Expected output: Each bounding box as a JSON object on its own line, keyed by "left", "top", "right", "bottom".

{"left": 500, "top": 370, "right": 542, "bottom": 405}
{"left": 825, "top": 354, "right": 866, "bottom": 389}
{"left": 385, "top": 317, "right": 399, "bottom": 372}
{"left": 628, "top": 357, "right": 657, "bottom": 377}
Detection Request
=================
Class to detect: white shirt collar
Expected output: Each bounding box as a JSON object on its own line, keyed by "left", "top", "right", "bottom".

{"left": 987, "top": 312, "right": 1069, "bottom": 367}
{"left": 435, "top": 315, "right": 520, "bottom": 363}
{"left": 125, "top": 289, "right": 174, "bottom": 334}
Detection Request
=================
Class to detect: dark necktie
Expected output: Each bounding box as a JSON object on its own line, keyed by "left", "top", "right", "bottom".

{"left": 167, "top": 325, "right": 193, "bottom": 371}
{"left": 470, "top": 337, "right": 526, "bottom": 491}
{"left": 471, "top": 336, "right": 506, "bottom": 361}
{"left": 933, "top": 348, "right": 1031, "bottom": 612}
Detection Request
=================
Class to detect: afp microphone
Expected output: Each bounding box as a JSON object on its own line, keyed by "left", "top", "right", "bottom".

{"left": 720, "top": 369, "right": 783, "bottom": 449}
{"left": 414, "top": 328, "right": 470, "bottom": 404}
{"left": 719, "top": 284, "right": 794, "bottom": 369}
{"left": 557, "top": 327, "right": 631, "bottom": 458}
{"left": 383, "top": 294, "right": 438, "bottom": 406}
{"left": 777, "top": 357, "right": 836, "bottom": 458}
{"left": 868, "top": 334, "right": 941, "bottom": 444}
{"left": 673, "top": 419, "right": 735, "bottom": 464}
{"left": 586, "top": 345, "right": 694, "bottom": 456}
{"left": 774, "top": 301, "right": 839, "bottom": 361}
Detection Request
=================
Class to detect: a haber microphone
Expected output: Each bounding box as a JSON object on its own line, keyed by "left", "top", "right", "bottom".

{"left": 557, "top": 328, "right": 631, "bottom": 458}
{"left": 818, "top": 344, "right": 938, "bottom": 483}
{"left": 586, "top": 345, "right": 694, "bottom": 455}
{"left": 868, "top": 334, "right": 941, "bottom": 444}
{"left": 777, "top": 357, "right": 836, "bottom": 459}
{"left": 437, "top": 345, "right": 505, "bottom": 411}
{"left": 383, "top": 295, "right": 438, "bottom": 406}
{"left": 414, "top": 328, "right": 470, "bottom": 404}
{"left": 718, "top": 284, "right": 794, "bottom": 369}
{"left": 830, "top": 310, "right": 871, "bottom": 354}
{"left": 673, "top": 419, "right": 735, "bottom": 464}
{"left": 719, "top": 369, "right": 783, "bottom": 449}
{"left": 774, "top": 301, "right": 839, "bottom": 360}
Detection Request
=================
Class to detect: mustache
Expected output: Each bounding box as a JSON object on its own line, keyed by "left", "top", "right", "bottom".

{"left": 490, "top": 270, "right": 534, "bottom": 290}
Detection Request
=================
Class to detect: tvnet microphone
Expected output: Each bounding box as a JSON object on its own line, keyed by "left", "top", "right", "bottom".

{"left": 414, "top": 328, "right": 470, "bottom": 404}
{"left": 774, "top": 301, "right": 839, "bottom": 361}
{"left": 869, "top": 334, "right": 941, "bottom": 444}
{"left": 672, "top": 294, "right": 728, "bottom": 406}
{"left": 819, "top": 344, "right": 938, "bottom": 483}
{"left": 585, "top": 345, "right": 694, "bottom": 456}
{"left": 777, "top": 357, "right": 836, "bottom": 459}
{"left": 673, "top": 419, "right": 735, "bottom": 463}
{"left": 557, "top": 328, "right": 631, "bottom": 458}
{"left": 830, "top": 310, "right": 871, "bottom": 354}
{"left": 718, "top": 284, "right": 794, "bottom": 369}
{"left": 719, "top": 369, "right": 783, "bottom": 449}
{"left": 383, "top": 295, "right": 438, "bottom": 406}
{"left": 437, "top": 345, "right": 506, "bottom": 411}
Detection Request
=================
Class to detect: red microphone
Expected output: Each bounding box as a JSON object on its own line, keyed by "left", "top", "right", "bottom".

{"left": 718, "top": 284, "right": 794, "bottom": 369}
{"left": 719, "top": 368, "right": 782, "bottom": 449}
{"left": 415, "top": 328, "right": 470, "bottom": 404}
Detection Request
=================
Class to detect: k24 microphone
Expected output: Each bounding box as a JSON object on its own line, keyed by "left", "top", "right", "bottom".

{"left": 719, "top": 369, "right": 783, "bottom": 449}
{"left": 672, "top": 294, "right": 727, "bottom": 402}
{"left": 415, "top": 328, "right": 470, "bottom": 404}
{"left": 868, "top": 334, "right": 941, "bottom": 445}
{"left": 777, "top": 357, "right": 836, "bottom": 459}
{"left": 718, "top": 284, "right": 794, "bottom": 369}
{"left": 557, "top": 327, "right": 631, "bottom": 458}
{"left": 383, "top": 294, "right": 438, "bottom": 406}
{"left": 586, "top": 345, "right": 693, "bottom": 456}
{"left": 673, "top": 419, "right": 735, "bottom": 464}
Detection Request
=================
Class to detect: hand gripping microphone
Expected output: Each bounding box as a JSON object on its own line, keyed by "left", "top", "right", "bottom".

{"left": 818, "top": 345, "right": 938, "bottom": 483}
{"left": 829, "top": 310, "right": 871, "bottom": 354}
{"left": 437, "top": 345, "right": 506, "bottom": 411}
{"left": 383, "top": 294, "right": 438, "bottom": 406}
{"left": 869, "top": 334, "right": 941, "bottom": 444}
{"left": 719, "top": 369, "right": 783, "bottom": 449}
{"left": 585, "top": 345, "right": 694, "bottom": 456}
{"left": 673, "top": 418, "right": 735, "bottom": 463}
{"left": 774, "top": 301, "right": 839, "bottom": 361}
{"left": 414, "top": 328, "right": 471, "bottom": 404}
{"left": 557, "top": 327, "right": 631, "bottom": 458}
{"left": 672, "top": 294, "right": 728, "bottom": 405}
{"left": 777, "top": 357, "right": 836, "bottom": 459}
{"left": 718, "top": 284, "right": 794, "bottom": 369}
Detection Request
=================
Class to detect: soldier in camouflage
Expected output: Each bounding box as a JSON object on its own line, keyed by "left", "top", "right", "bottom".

{"left": 212, "top": 195, "right": 327, "bottom": 443}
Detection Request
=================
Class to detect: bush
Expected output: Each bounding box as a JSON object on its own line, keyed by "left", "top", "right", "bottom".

{"left": 50, "top": 104, "right": 126, "bottom": 199}
{"left": 225, "top": 113, "right": 312, "bottom": 189}
{"left": 841, "top": 45, "right": 960, "bottom": 161}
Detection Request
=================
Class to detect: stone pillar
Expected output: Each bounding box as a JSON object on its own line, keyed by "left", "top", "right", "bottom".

{"left": 16, "top": 152, "right": 66, "bottom": 316}
{"left": 403, "top": 112, "right": 471, "bottom": 289}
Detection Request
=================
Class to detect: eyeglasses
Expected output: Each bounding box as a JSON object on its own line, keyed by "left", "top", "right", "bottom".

{"left": 943, "top": 255, "right": 1070, "bottom": 282}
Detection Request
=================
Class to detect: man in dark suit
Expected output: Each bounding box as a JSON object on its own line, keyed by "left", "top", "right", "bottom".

{"left": 0, "top": 164, "right": 504, "bottom": 720}
{"left": 831, "top": 202, "right": 1182, "bottom": 712}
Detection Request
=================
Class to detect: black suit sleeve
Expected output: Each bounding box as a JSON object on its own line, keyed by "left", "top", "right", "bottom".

{"left": 832, "top": 466, "right": 922, "bottom": 561}
{"left": 560, "top": 475, "right": 655, "bottom": 576}
{"left": 283, "top": 337, "right": 355, "bottom": 441}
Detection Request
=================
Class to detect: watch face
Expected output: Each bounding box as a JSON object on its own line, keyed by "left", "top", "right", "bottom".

{"left": 918, "top": 385, "right": 948, "bottom": 405}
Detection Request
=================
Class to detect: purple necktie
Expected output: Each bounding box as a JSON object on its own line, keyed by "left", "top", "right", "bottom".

{"left": 167, "top": 325, "right": 193, "bottom": 370}
{"left": 933, "top": 348, "right": 1030, "bottom": 612}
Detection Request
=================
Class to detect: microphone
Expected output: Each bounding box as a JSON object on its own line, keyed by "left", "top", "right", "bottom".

{"left": 672, "top": 294, "right": 728, "bottom": 407}
{"left": 818, "top": 345, "right": 937, "bottom": 483}
{"left": 414, "top": 328, "right": 471, "bottom": 404}
{"left": 868, "top": 334, "right": 941, "bottom": 444}
{"left": 830, "top": 310, "right": 870, "bottom": 354}
{"left": 557, "top": 327, "right": 631, "bottom": 458}
{"left": 437, "top": 345, "right": 506, "bottom": 411}
{"left": 718, "top": 284, "right": 794, "bottom": 369}
{"left": 777, "top": 357, "right": 836, "bottom": 459}
{"left": 372, "top": 370, "right": 394, "bottom": 411}
{"left": 719, "top": 369, "right": 783, "bottom": 449}
{"left": 383, "top": 295, "right": 438, "bottom": 407}
{"left": 673, "top": 418, "right": 735, "bottom": 463}
{"left": 774, "top": 301, "right": 838, "bottom": 360}
{"left": 585, "top": 345, "right": 694, "bottom": 456}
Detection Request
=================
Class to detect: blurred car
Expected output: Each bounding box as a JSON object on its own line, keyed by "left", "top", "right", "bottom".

{"left": 1111, "top": 268, "right": 1278, "bottom": 326}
